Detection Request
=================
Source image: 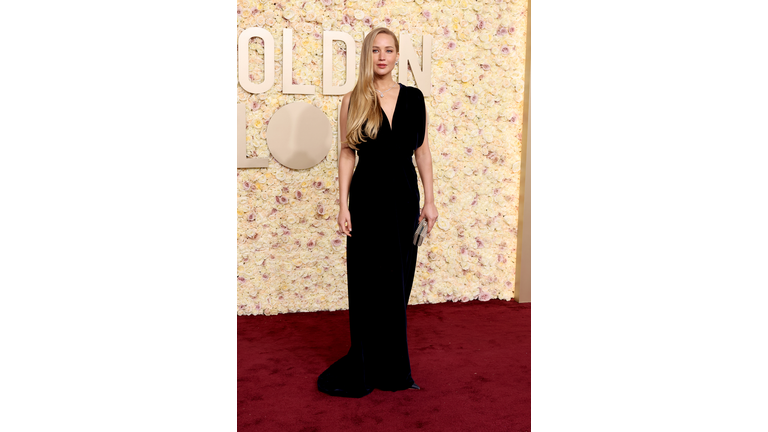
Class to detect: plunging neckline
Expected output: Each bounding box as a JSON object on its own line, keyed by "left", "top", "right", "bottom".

{"left": 380, "top": 83, "right": 402, "bottom": 131}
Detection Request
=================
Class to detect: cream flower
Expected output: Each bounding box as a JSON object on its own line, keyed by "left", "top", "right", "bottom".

{"left": 282, "top": 8, "right": 296, "bottom": 20}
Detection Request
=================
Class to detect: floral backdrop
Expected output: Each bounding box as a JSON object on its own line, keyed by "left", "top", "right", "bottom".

{"left": 237, "top": 0, "right": 528, "bottom": 315}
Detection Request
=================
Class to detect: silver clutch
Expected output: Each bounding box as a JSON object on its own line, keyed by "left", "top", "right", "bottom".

{"left": 413, "top": 220, "right": 428, "bottom": 246}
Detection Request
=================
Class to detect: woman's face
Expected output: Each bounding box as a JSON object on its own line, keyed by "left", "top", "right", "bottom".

{"left": 371, "top": 33, "right": 399, "bottom": 78}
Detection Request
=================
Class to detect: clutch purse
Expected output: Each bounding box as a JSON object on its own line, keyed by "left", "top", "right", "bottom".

{"left": 413, "top": 220, "right": 428, "bottom": 246}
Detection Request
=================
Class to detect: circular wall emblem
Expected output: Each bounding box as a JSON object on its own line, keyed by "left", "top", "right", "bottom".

{"left": 266, "top": 102, "right": 333, "bottom": 170}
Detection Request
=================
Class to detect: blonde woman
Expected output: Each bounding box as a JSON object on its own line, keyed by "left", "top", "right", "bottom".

{"left": 317, "top": 28, "right": 438, "bottom": 398}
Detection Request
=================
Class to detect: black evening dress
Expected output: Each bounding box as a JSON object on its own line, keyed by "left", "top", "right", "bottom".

{"left": 317, "top": 84, "right": 427, "bottom": 398}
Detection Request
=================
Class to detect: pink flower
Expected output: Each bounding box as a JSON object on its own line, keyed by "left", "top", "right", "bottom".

{"left": 316, "top": 203, "right": 325, "bottom": 215}
{"left": 479, "top": 291, "right": 491, "bottom": 301}
{"left": 243, "top": 181, "right": 250, "bottom": 189}
{"left": 477, "top": 19, "right": 486, "bottom": 30}
{"left": 447, "top": 41, "right": 457, "bottom": 50}
{"left": 496, "top": 26, "right": 508, "bottom": 36}
{"left": 313, "top": 181, "right": 325, "bottom": 189}
{"left": 452, "top": 101, "right": 462, "bottom": 111}
{"left": 465, "top": 147, "right": 473, "bottom": 155}
{"left": 237, "top": 276, "right": 245, "bottom": 282}
{"left": 251, "top": 8, "right": 258, "bottom": 15}
{"left": 276, "top": 196, "right": 288, "bottom": 205}
{"left": 295, "top": 190, "right": 303, "bottom": 200}
{"left": 247, "top": 213, "right": 256, "bottom": 222}
{"left": 501, "top": 45, "right": 510, "bottom": 55}
{"left": 443, "top": 27, "right": 450, "bottom": 36}
{"left": 384, "top": 17, "right": 392, "bottom": 25}
{"left": 237, "top": 6, "right": 241, "bottom": 15}
{"left": 497, "top": 254, "right": 507, "bottom": 263}
{"left": 437, "top": 123, "right": 446, "bottom": 133}
{"left": 450, "top": 195, "right": 457, "bottom": 203}
{"left": 461, "top": 295, "right": 470, "bottom": 302}
{"left": 307, "top": 239, "right": 316, "bottom": 249}
{"left": 322, "top": 0, "right": 332, "bottom": 5}
{"left": 332, "top": 238, "right": 343, "bottom": 247}
{"left": 476, "top": 237, "right": 484, "bottom": 248}
{"left": 363, "top": 17, "right": 372, "bottom": 26}
{"left": 509, "top": 113, "right": 518, "bottom": 123}
{"left": 469, "top": 94, "right": 478, "bottom": 104}
{"left": 437, "top": 84, "right": 447, "bottom": 94}
{"left": 422, "top": 11, "right": 431, "bottom": 19}
{"left": 481, "top": 63, "right": 490, "bottom": 71}
{"left": 508, "top": 26, "right": 515, "bottom": 34}
{"left": 252, "top": 101, "right": 260, "bottom": 110}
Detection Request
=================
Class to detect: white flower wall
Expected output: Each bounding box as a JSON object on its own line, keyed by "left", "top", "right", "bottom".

{"left": 237, "top": 0, "right": 528, "bottom": 315}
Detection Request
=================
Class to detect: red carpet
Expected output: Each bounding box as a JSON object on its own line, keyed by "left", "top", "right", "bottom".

{"left": 238, "top": 299, "right": 531, "bottom": 431}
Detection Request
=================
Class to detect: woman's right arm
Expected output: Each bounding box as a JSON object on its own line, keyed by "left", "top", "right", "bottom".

{"left": 337, "top": 92, "right": 354, "bottom": 237}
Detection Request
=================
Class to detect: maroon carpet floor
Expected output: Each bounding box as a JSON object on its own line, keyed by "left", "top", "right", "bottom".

{"left": 238, "top": 299, "right": 531, "bottom": 431}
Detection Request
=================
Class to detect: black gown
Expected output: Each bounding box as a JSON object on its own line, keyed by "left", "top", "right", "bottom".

{"left": 317, "top": 84, "right": 427, "bottom": 398}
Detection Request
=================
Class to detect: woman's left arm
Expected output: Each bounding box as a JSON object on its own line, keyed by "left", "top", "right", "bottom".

{"left": 415, "top": 107, "right": 439, "bottom": 234}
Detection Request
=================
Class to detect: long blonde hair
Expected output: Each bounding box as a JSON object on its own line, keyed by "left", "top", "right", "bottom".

{"left": 346, "top": 28, "right": 399, "bottom": 150}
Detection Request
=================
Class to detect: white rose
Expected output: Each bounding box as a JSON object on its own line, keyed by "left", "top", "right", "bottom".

{"left": 283, "top": 8, "right": 297, "bottom": 20}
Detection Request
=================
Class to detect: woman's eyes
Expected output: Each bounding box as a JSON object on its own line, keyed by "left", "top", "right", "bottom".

{"left": 373, "top": 50, "right": 394, "bottom": 53}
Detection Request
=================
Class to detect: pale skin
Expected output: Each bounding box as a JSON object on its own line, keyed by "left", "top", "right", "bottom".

{"left": 337, "top": 33, "right": 438, "bottom": 239}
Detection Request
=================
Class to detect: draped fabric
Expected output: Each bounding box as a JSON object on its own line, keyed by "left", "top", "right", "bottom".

{"left": 317, "top": 84, "right": 426, "bottom": 397}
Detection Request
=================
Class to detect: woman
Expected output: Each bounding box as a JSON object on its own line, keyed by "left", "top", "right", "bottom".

{"left": 316, "top": 28, "right": 438, "bottom": 398}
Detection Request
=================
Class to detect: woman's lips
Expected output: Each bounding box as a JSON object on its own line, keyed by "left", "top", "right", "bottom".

{"left": 377, "top": 64, "right": 387, "bottom": 68}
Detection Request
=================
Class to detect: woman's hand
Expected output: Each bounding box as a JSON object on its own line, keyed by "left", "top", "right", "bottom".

{"left": 418, "top": 202, "right": 439, "bottom": 235}
{"left": 338, "top": 207, "right": 352, "bottom": 237}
